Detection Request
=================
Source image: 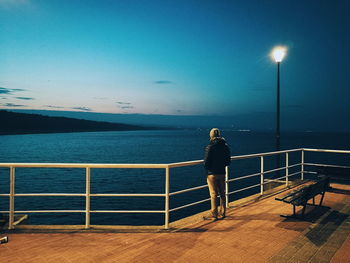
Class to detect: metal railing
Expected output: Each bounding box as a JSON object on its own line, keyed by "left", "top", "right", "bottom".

{"left": 0, "top": 148, "right": 349, "bottom": 230}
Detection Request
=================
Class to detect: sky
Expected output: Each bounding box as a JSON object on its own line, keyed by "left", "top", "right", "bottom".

{"left": 1, "top": 0, "right": 350, "bottom": 131}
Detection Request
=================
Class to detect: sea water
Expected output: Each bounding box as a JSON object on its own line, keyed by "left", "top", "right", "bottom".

{"left": 1, "top": 130, "right": 350, "bottom": 225}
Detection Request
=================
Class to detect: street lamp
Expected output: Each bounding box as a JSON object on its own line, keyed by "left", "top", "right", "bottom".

{"left": 271, "top": 46, "right": 287, "bottom": 151}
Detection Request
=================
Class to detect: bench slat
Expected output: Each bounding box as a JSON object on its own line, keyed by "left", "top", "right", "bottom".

{"left": 275, "top": 186, "right": 308, "bottom": 202}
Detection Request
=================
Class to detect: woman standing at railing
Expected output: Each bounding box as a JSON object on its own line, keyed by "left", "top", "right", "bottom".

{"left": 204, "top": 128, "right": 231, "bottom": 220}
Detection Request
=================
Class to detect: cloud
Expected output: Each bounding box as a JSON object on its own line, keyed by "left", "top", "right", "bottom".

{"left": 120, "top": 106, "right": 134, "bottom": 109}
{"left": 154, "top": 80, "right": 174, "bottom": 85}
{"left": 16, "top": 97, "right": 34, "bottom": 100}
{"left": 0, "top": 87, "right": 12, "bottom": 94}
{"left": 70, "top": 107, "right": 92, "bottom": 111}
{"left": 11, "top": 88, "right": 26, "bottom": 92}
{"left": 116, "top": 101, "right": 131, "bottom": 105}
{"left": 4, "top": 103, "right": 26, "bottom": 107}
{"left": 116, "top": 101, "right": 134, "bottom": 110}
{"left": 44, "top": 105, "right": 65, "bottom": 109}
{"left": 0, "top": 87, "right": 27, "bottom": 94}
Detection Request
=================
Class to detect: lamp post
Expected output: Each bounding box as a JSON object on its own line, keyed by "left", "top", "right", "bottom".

{"left": 271, "top": 46, "right": 287, "bottom": 151}
{"left": 271, "top": 46, "right": 287, "bottom": 174}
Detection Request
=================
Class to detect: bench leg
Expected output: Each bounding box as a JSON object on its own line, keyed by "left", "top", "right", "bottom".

{"left": 319, "top": 192, "right": 325, "bottom": 206}
{"left": 301, "top": 205, "right": 307, "bottom": 218}
{"left": 307, "top": 193, "right": 326, "bottom": 207}
{"left": 280, "top": 205, "right": 302, "bottom": 219}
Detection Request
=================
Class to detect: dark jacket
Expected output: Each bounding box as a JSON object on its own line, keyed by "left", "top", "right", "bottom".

{"left": 204, "top": 137, "right": 231, "bottom": 175}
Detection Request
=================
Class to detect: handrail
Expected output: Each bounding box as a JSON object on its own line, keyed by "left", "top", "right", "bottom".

{"left": 302, "top": 148, "right": 350, "bottom": 154}
{"left": 166, "top": 148, "right": 303, "bottom": 167}
{"left": 169, "top": 184, "right": 207, "bottom": 196}
{"left": 230, "top": 148, "right": 303, "bottom": 161}
{"left": 0, "top": 148, "right": 349, "bottom": 230}
{"left": 168, "top": 160, "right": 203, "bottom": 168}
{"left": 304, "top": 163, "right": 350, "bottom": 169}
{"left": 0, "top": 163, "right": 169, "bottom": 168}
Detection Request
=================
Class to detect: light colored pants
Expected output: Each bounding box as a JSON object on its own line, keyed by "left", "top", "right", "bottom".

{"left": 207, "top": 174, "right": 226, "bottom": 218}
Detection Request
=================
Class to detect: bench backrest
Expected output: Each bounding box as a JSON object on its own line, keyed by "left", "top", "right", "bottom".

{"left": 305, "top": 177, "right": 329, "bottom": 200}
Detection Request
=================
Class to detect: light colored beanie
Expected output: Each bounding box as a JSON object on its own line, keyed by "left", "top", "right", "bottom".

{"left": 210, "top": 128, "right": 220, "bottom": 139}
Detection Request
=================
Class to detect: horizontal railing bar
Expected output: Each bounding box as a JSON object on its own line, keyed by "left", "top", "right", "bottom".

{"left": 303, "top": 148, "right": 350, "bottom": 154}
{"left": 263, "top": 176, "right": 286, "bottom": 183}
{"left": 266, "top": 164, "right": 300, "bottom": 175}
{"left": 264, "top": 179, "right": 286, "bottom": 184}
{"left": 6, "top": 210, "right": 85, "bottom": 213}
{"left": 303, "top": 171, "right": 315, "bottom": 174}
{"left": 230, "top": 148, "right": 303, "bottom": 161}
{"left": 0, "top": 163, "right": 169, "bottom": 169}
{"left": 303, "top": 163, "right": 324, "bottom": 167}
{"left": 91, "top": 193, "right": 165, "bottom": 197}
{"left": 288, "top": 171, "right": 301, "bottom": 177}
{"left": 229, "top": 164, "right": 301, "bottom": 183}
{"left": 169, "top": 184, "right": 207, "bottom": 196}
{"left": 7, "top": 193, "right": 165, "bottom": 197}
{"left": 91, "top": 210, "right": 165, "bottom": 213}
{"left": 169, "top": 198, "right": 211, "bottom": 212}
{"left": 304, "top": 171, "right": 318, "bottom": 174}
{"left": 230, "top": 172, "right": 260, "bottom": 181}
{"left": 168, "top": 148, "right": 304, "bottom": 168}
{"left": 228, "top": 183, "right": 260, "bottom": 195}
{"left": 263, "top": 166, "right": 286, "bottom": 175}
{"left": 168, "top": 160, "right": 203, "bottom": 168}
{"left": 304, "top": 163, "right": 350, "bottom": 169}
{"left": 13, "top": 193, "right": 85, "bottom": 197}
{"left": 0, "top": 210, "right": 165, "bottom": 214}
{"left": 288, "top": 163, "right": 301, "bottom": 169}
{"left": 0, "top": 193, "right": 167, "bottom": 197}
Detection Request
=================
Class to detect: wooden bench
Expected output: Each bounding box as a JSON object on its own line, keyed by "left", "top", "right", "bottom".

{"left": 275, "top": 176, "right": 330, "bottom": 219}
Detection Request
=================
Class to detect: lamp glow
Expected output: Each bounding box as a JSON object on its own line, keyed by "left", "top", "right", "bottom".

{"left": 271, "top": 46, "right": 287, "bottom": 62}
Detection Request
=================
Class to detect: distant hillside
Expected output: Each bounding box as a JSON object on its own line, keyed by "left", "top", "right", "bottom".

{"left": 0, "top": 110, "right": 155, "bottom": 135}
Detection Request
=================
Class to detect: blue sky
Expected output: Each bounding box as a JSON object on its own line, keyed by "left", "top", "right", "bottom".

{"left": 1, "top": 0, "right": 349, "bottom": 129}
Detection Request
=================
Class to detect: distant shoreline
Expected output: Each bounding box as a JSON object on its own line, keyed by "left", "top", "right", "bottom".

{"left": 0, "top": 128, "right": 164, "bottom": 136}
{"left": 0, "top": 110, "right": 167, "bottom": 136}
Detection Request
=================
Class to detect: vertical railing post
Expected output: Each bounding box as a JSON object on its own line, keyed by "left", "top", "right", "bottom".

{"left": 285, "top": 152, "right": 289, "bottom": 186}
{"left": 301, "top": 149, "right": 305, "bottom": 181}
{"left": 9, "top": 167, "right": 15, "bottom": 230}
{"left": 85, "top": 167, "right": 91, "bottom": 229}
{"left": 260, "top": 156, "right": 264, "bottom": 195}
{"left": 225, "top": 166, "right": 229, "bottom": 208}
{"left": 164, "top": 166, "right": 170, "bottom": 230}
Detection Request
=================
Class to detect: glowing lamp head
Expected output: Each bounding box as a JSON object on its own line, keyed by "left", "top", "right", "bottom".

{"left": 271, "top": 46, "right": 287, "bottom": 62}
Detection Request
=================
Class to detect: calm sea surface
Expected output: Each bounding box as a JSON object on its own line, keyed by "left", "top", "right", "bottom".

{"left": 1, "top": 130, "right": 350, "bottom": 225}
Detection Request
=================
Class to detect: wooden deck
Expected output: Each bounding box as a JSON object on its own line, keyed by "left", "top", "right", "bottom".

{"left": 1, "top": 183, "right": 349, "bottom": 262}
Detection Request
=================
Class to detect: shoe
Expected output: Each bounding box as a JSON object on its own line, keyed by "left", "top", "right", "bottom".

{"left": 203, "top": 215, "right": 218, "bottom": 221}
{"left": 218, "top": 215, "right": 226, "bottom": 220}
{"left": 0, "top": 236, "right": 8, "bottom": 244}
